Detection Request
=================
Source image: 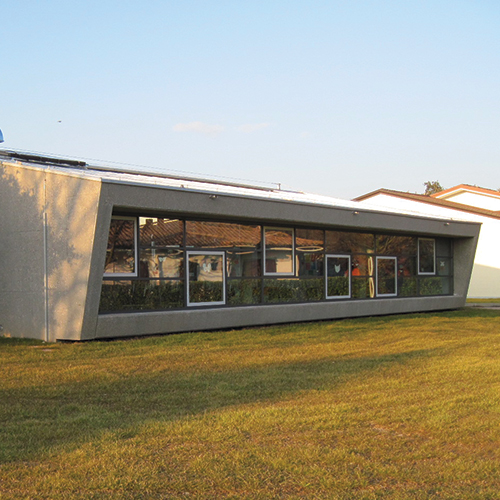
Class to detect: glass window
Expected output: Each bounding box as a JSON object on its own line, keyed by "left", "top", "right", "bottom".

{"left": 376, "top": 257, "right": 397, "bottom": 297}
{"left": 139, "top": 248, "right": 184, "bottom": 278}
{"left": 436, "top": 257, "right": 451, "bottom": 276}
{"left": 397, "top": 256, "right": 416, "bottom": 277}
{"left": 227, "top": 279, "right": 262, "bottom": 305}
{"left": 186, "top": 221, "right": 260, "bottom": 249}
{"left": 187, "top": 252, "right": 225, "bottom": 306}
{"left": 326, "top": 231, "right": 374, "bottom": 253}
{"left": 419, "top": 276, "right": 451, "bottom": 296}
{"left": 352, "top": 277, "right": 375, "bottom": 299}
{"left": 264, "top": 227, "right": 294, "bottom": 275}
{"left": 224, "top": 223, "right": 262, "bottom": 277}
{"left": 263, "top": 278, "right": 299, "bottom": 303}
{"left": 296, "top": 229, "right": 324, "bottom": 277}
{"left": 227, "top": 250, "right": 261, "bottom": 277}
{"left": 376, "top": 235, "right": 417, "bottom": 256}
{"left": 418, "top": 238, "right": 435, "bottom": 275}
{"left": 139, "top": 218, "right": 183, "bottom": 247}
{"left": 398, "top": 278, "right": 417, "bottom": 297}
{"left": 351, "top": 254, "right": 374, "bottom": 277}
{"left": 435, "top": 238, "right": 452, "bottom": 257}
{"left": 326, "top": 255, "right": 351, "bottom": 299}
{"left": 100, "top": 279, "right": 184, "bottom": 312}
{"left": 104, "top": 217, "right": 137, "bottom": 276}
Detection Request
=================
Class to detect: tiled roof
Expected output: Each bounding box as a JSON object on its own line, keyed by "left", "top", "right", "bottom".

{"left": 432, "top": 184, "right": 500, "bottom": 200}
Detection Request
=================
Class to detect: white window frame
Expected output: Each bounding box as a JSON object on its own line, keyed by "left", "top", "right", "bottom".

{"left": 263, "top": 226, "right": 295, "bottom": 276}
{"left": 325, "top": 254, "right": 351, "bottom": 299}
{"left": 104, "top": 216, "right": 138, "bottom": 277}
{"left": 376, "top": 256, "right": 397, "bottom": 297}
{"left": 186, "top": 251, "right": 226, "bottom": 307}
{"left": 418, "top": 238, "right": 436, "bottom": 275}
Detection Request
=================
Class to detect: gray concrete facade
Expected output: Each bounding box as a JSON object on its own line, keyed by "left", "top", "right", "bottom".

{"left": 0, "top": 153, "right": 480, "bottom": 341}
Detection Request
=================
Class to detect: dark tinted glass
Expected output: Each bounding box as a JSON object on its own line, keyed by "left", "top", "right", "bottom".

{"left": 326, "top": 231, "right": 374, "bottom": 253}
{"left": 139, "top": 218, "right": 183, "bottom": 247}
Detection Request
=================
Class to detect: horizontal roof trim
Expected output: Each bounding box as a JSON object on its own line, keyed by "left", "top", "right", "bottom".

{"left": 0, "top": 149, "right": 280, "bottom": 193}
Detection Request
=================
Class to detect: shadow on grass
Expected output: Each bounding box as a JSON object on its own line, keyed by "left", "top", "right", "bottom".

{"left": 0, "top": 348, "right": 434, "bottom": 463}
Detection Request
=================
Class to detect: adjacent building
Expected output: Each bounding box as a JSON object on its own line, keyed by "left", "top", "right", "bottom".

{"left": 0, "top": 150, "right": 480, "bottom": 341}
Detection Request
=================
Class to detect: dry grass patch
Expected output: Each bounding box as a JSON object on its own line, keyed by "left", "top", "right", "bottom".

{"left": 1, "top": 309, "right": 500, "bottom": 499}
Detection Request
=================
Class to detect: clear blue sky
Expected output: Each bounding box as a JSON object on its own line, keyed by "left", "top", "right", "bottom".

{"left": 2, "top": 0, "right": 500, "bottom": 199}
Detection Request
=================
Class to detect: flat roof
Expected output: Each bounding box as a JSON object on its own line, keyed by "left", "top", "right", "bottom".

{"left": 0, "top": 149, "right": 461, "bottom": 221}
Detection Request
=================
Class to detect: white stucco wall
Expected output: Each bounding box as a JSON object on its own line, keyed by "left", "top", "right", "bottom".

{"left": 438, "top": 191, "right": 500, "bottom": 211}
{"left": 360, "top": 194, "right": 500, "bottom": 298}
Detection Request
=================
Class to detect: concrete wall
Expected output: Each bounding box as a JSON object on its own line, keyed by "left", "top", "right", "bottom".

{"left": 90, "top": 181, "right": 479, "bottom": 341}
{"left": 0, "top": 162, "right": 101, "bottom": 341}
{"left": 0, "top": 163, "right": 480, "bottom": 341}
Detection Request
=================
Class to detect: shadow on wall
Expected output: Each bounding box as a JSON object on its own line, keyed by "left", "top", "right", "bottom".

{"left": 468, "top": 263, "right": 500, "bottom": 299}
{"left": 0, "top": 164, "right": 100, "bottom": 340}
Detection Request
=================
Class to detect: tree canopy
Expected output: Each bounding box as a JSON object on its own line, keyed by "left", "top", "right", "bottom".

{"left": 423, "top": 181, "right": 444, "bottom": 196}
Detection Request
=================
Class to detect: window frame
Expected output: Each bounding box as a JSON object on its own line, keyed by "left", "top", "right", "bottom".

{"left": 418, "top": 238, "right": 436, "bottom": 275}
{"left": 376, "top": 256, "right": 397, "bottom": 297}
{"left": 263, "top": 226, "right": 295, "bottom": 276}
{"left": 325, "top": 254, "right": 351, "bottom": 299}
{"left": 186, "top": 250, "right": 226, "bottom": 307}
{"left": 104, "top": 216, "right": 138, "bottom": 277}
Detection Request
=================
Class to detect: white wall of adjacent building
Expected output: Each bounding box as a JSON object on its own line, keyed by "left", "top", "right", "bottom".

{"left": 361, "top": 194, "right": 500, "bottom": 298}
{"left": 436, "top": 191, "right": 500, "bottom": 211}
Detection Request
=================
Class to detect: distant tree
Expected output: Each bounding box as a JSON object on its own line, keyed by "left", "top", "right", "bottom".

{"left": 423, "top": 180, "right": 444, "bottom": 196}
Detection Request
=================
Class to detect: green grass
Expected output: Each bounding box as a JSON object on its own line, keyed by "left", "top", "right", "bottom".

{"left": 1, "top": 308, "right": 500, "bottom": 499}
{"left": 466, "top": 298, "right": 500, "bottom": 303}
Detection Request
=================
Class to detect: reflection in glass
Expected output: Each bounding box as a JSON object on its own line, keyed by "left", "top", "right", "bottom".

{"left": 262, "top": 278, "right": 323, "bottom": 303}
{"left": 436, "top": 258, "right": 451, "bottom": 276}
{"left": 264, "top": 227, "right": 294, "bottom": 275}
{"left": 326, "top": 231, "right": 374, "bottom": 253}
{"left": 351, "top": 254, "right": 375, "bottom": 276}
{"left": 297, "top": 251, "right": 323, "bottom": 277}
{"left": 418, "top": 238, "right": 435, "bottom": 274}
{"left": 376, "top": 235, "right": 417, "bottom": 256}
{"left": 188, "top": 252, "right": 225, "bottom": 305}
{"left": 300, "top": 278, "right": 324, "bottom": 302}
{"left": 326, "top": 255, "right": 350, "bottom": 298}
{"left": 435, "top": 238, "right": 452, "bottom": 257}
{"left": 227, "top": 250, "right": 261, "bottom": 277}
{"left": 397, "top": 256, "right": 416, "bottom": 277}
{"left": 377, "top": 257, "right": 397, "bottom": 296}
{"left": 105, "top": 217, "right": 136, "bottom": 275}
{"left": 352, "top": 278, "right": 373, "bottom": 299}
{"left": 296, "top": 229, "right": 324, "bottom": 251}
{"left": 186, "top": 221, "right": 260, "bottom": 249}
{"left": 227, "top": 279, "right": 262, "bottom": 305}
{"left": 398, "top": 278, "right": 417, "bottom": 297}
{"left": 296, "top": 228, "right": 324, "bottom": 277}
{"left": 99, "top": 279, "right": 184, "bottom": 312}
{"left": 139, "top": 218, "right": 183, "bottom": 247}
{"left": 419, "top": 277, "right": 450, "bottom": 296}
{"left": 263, "top": 278, "right": 299, "bottom": 303}
{"left": 139, "top": 248, "right": 184, "bottom": 278}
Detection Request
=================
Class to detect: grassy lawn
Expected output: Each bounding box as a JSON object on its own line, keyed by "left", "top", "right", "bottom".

{"left": 1, "top": 309, "right": 500, "bottom": 499}
{"left": 466, "top": 298, "right": 500, "bottom": 303}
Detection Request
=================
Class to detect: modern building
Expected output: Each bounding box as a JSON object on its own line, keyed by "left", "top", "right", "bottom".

{"left": 0, "top": 150, "right": 479, "bottom": 342}
{"left": 354, "top": 185, "right": 500, "bottom": 298}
